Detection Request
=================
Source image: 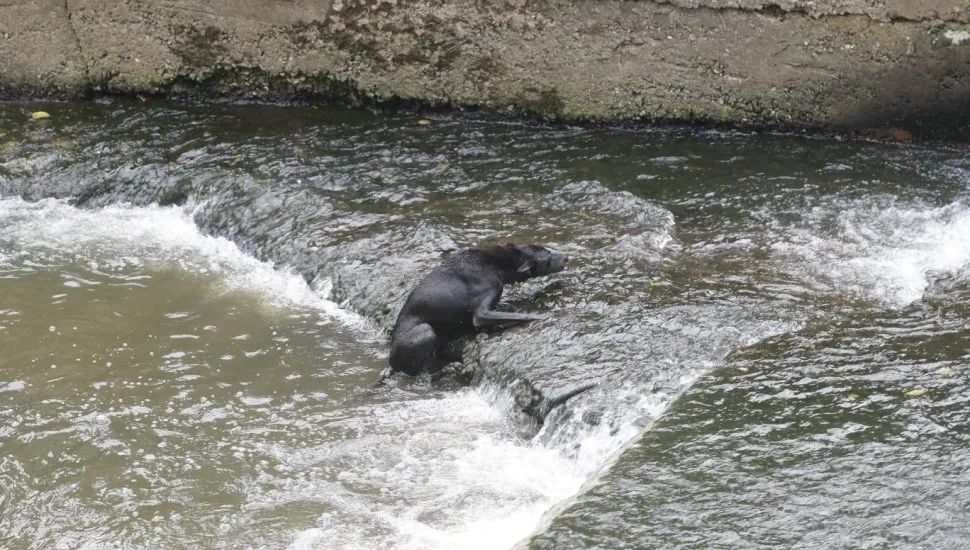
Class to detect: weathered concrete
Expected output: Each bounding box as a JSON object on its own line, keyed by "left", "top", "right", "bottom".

{"left": 2, "top": 0, "right": 969, "bottom": 135}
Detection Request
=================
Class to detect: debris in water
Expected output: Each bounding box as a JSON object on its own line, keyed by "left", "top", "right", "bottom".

{"left": 904, "top": 388, "right": 926, "bottom": 397}
{"left": 856, "top": 128, "right": 913, "bottom": 143}
{"left": 418, "top": 119, "right": 431, "bottom": 126}
{"left": 31, "top": 111, "right": 51, "bottom": 120}
{"left": 736, "top": 366, "right": 749, "bottom": 373}
{"left": 934, "top": 366, "right": 955, "bottom": 376}
{"left": 848, "top": 393, "right": 860, "bottom": 399}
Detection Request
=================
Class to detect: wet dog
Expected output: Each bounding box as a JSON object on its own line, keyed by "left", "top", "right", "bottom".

{"left": 382, "top": 244, "right": 568, "bottom": 381}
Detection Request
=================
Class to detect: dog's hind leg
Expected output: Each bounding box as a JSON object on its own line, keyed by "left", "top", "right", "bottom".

{"left": 388, "top": 322, "right": 438, "bottom": 377}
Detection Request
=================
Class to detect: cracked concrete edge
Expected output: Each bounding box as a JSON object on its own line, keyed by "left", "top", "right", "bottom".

{"left": 62, "top": 0, "right": 90, "bottom": 85}
{"left": 653, "top": 0, "right": 969, "bottom": 22}
{"left": 1, "top": 0, "right": 969, "bottom": 138}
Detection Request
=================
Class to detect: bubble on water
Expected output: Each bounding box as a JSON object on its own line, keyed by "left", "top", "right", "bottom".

{"left": 1, "top": 380, "right": 26, "bottom": 392}
{"left": 238, "top": 395, "right": 273, "bottom": 406}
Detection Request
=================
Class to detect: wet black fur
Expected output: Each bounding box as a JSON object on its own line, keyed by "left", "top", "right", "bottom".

{"left": 384, "top": 243, "right": 568, "bottom": 379}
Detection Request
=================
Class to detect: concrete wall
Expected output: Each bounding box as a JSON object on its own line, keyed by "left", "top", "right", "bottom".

{"left": 2, "top": 1, "right": 969, "bottom": 136}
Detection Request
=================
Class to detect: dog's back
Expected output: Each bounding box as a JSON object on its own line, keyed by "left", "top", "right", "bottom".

{"left": 386, "top": 244, "right": 566, "bottom": 378}
{"left": 392, "top": 248, "right": 505, "bottom": 340}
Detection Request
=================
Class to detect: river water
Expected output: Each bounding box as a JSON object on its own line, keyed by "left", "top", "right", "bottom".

{"left": 1, "top": 100, "right": 968, "bottom": 549}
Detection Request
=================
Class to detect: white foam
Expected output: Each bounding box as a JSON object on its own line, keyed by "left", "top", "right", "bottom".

{"left": 287, "top": 528, "right": 325, "bottom": 550}
{"left": 1, "top": 380, "right": 26, "bottom": 392}
{"left": 0, "top": 197, "right": 365, "bottom": 326}
{"left": 275, "top": 374, "right": 721, "bottom": 550}
{"left": 771, "top": 198, "right": 970, "bottom": 306}
{"left": 270, "top": 388, "right": 589, "bottom": 550}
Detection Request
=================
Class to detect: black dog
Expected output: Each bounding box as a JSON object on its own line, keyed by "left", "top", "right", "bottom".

{"left": 383, "top": 243, "right": 568, "bottom": 380}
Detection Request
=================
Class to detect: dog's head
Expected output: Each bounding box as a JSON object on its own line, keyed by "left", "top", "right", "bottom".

{"left": 508, "top": 243, "right": 568, "bottom": 280}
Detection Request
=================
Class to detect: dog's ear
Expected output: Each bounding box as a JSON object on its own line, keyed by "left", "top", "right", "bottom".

{"left": 504, "top": 243, "right": 533, "bottom": 273}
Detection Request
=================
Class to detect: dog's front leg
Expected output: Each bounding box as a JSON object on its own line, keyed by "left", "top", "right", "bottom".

{"left": 471, "top": 291, "right": 547, "bottom": 328}
{"left": 473, "top": 309, "right": 547, "bottom": 327}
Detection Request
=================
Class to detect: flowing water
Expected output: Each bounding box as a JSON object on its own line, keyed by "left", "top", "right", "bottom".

{"left": 1, "top": 100, "right": 969, "bottom": 549}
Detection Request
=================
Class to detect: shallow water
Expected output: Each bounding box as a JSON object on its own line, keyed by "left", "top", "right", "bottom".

{"left": 1, "top": 100, "right": 969, "bottom": 549}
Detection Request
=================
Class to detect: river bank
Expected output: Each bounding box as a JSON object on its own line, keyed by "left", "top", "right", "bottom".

{"left": 2, "top": 1, "right": 969, "bottom": 139}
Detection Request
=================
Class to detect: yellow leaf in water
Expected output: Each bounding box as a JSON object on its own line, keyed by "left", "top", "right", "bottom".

{"left": 736, "top": 366, "right": 749, "bottom": 373}
{"left": 848, "top": 393, "right": 860, "bottom": 399}
{"left": 418, "top": 119, "right": 431, "bottom": 126}
{"left": 31, "top": 111, "right": 51, "bottom": 120}
{"left": 904, "top": 388, "right": 926, "bottom": 397}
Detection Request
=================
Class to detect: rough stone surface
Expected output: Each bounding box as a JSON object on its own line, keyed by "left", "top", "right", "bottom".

{"left": 1, "top": 0, "right": 969, "bottom": 134}
{"left": 0, "top": 0, "right": 89, "bottom": 96}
